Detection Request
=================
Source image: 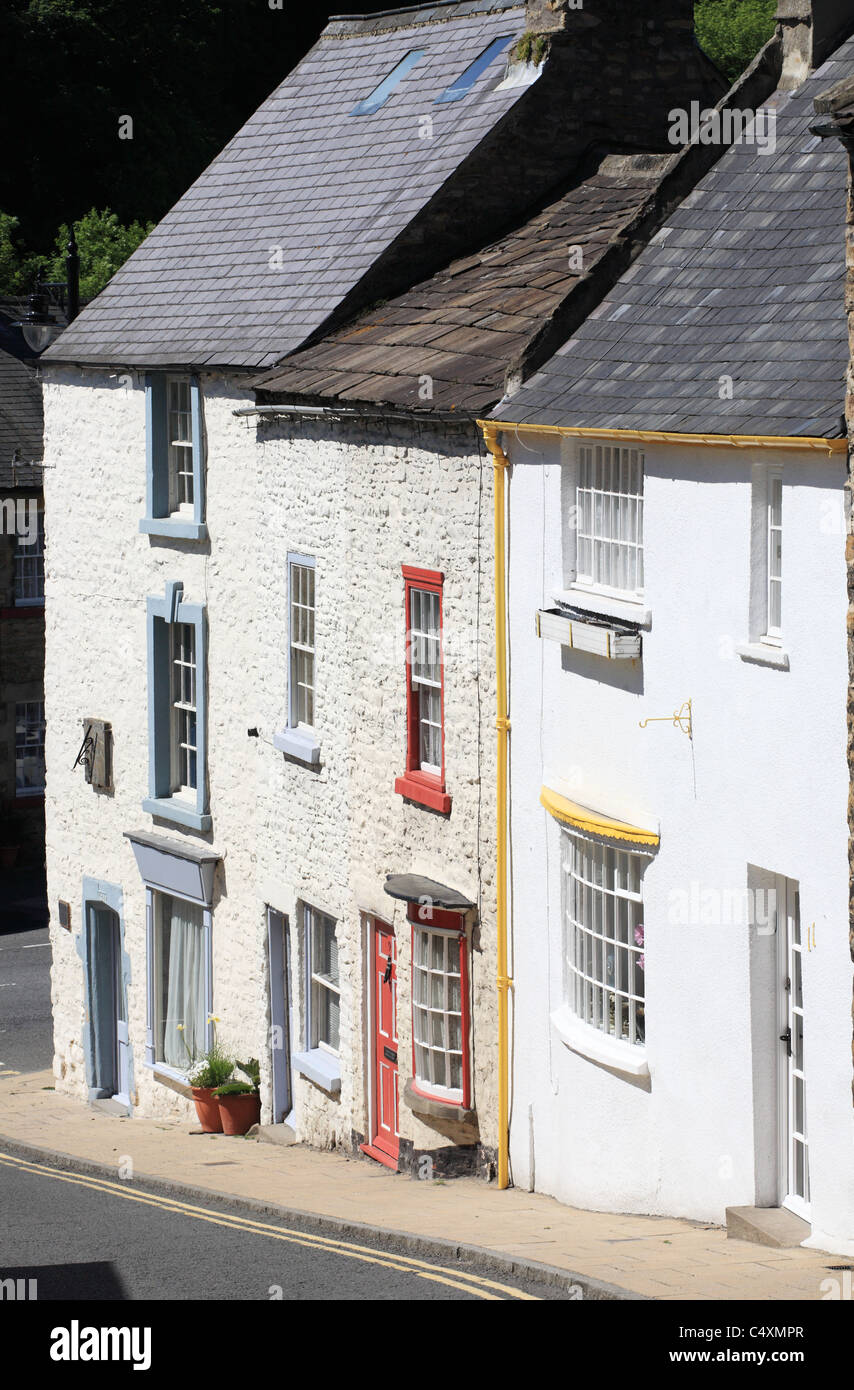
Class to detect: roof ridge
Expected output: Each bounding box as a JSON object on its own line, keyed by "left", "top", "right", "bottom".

{"left": 323, "top": 0, "right": 520, "bottom": 38}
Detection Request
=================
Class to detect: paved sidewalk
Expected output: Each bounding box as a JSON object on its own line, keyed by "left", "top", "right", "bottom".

{"left": 0, "top": 1070, "right": 842, "bottom": 1300}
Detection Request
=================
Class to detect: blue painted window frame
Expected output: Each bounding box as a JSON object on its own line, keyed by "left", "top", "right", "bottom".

{"left": 140, "top": 373, "right": 207, "bottom": 541}
{"left": 351, "top": 49, "right": 425, "bottom": 115}
{"left": 434, "top": 35, "right": 513, "bottom": 104}
{"left": 143, "top": 579, "right": 211, "bottom": 832}
{"left": 273, "top": 552, "right": 321, "bottom": 765}
{"left": 144, "top": 886, "right": 213, "bottom": 1077}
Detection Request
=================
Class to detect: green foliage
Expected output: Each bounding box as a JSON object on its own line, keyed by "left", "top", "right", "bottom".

{"left": 235, "top": 1058, "right": 261, "bottom": 1094}
{"left": 695, "top": 0, "right": 777, "bottom": 82}
{"left": 188, "top": 1041, "right": 234, "bottom": 1090}
{"left": 512, "top": 31, "right": 548, "bottom": 66}
{"left": 44, "top": 210, "right": 153, "bottom": 301}
{"left": 212, "top": 1081, "right": 254, "bottom": 1097}
{"left": 0, "top": 213, "right": 38, "bottom": 295}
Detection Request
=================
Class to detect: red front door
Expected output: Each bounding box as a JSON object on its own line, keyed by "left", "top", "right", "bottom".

{"left": 364, "top": 920, "right": 399, "bottom": 1166}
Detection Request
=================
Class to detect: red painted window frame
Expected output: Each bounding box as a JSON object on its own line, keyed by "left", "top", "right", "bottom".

{"left": 394, "top": 564, "right": 451, "bottom": 814}
{"left": 407, "top": 901, "right": 471, "bottom": 1111}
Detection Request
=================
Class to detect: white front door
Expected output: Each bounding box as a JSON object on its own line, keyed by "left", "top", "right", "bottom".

{"left": 776, "top": 876, "right": 809, "bottom": 1219}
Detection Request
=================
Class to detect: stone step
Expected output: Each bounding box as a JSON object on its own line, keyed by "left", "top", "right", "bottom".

{"left": 247, "top": 1122, "right": 297, "bottom": 1147}
{"left": 726, "top": 1205, "right": 810, "bottom": 1248}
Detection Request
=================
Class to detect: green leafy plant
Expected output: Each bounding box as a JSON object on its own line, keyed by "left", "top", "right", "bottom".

{"left": 695, "top": 0, "right": 777, "bottom": 83}
{"left": 234, "top": 1057, "right": 261, "bottom": 1094}
{"left": 212, "top": 1080, "right": 254, "bottom": 1098}
{"left": 188, "top": 1039, "right": 234, "bottom": 1090}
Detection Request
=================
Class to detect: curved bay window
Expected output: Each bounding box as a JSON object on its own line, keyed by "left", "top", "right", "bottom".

{"left": 410, "top": 909, "right": 469, "bottom": 1106}
{"left": 562, "top": 830, "right": 647, "bottom": 1045}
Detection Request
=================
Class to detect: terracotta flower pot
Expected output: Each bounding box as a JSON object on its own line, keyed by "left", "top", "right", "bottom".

{"left": 191, "top": 1085, "right": 223, "bottom": 1133}
{"left": 217, "top": 1091, "right": 261, "bottom": 1136}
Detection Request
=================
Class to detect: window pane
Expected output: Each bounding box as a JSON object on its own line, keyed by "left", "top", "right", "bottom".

{"left": 157, "top": 894, "right": 205, "bottom": 1068}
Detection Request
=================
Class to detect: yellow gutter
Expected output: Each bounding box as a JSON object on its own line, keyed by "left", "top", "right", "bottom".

{"left": 540, "top": 786, "right": 660, "bottom": 848}
{"left": 482, "top": 422, "right": 512, "bottom": 1191}
{"left": 476, "top": 421, "right": 846, "bottom": 454}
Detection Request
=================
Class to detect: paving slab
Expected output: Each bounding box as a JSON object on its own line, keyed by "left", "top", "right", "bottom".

{"left": 0, "top": 1071, "right": 845, "bottom": 1301}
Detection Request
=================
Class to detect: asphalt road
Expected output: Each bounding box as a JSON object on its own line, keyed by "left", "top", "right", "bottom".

{"left": 0, "top": 924, "right": 52, "bottom": 1075}
{"left": 0, "top": 1152, "right": 562, "bottom": 1300}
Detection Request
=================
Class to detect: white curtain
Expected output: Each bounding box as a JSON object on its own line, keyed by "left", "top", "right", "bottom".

{"left": 161, "top": 895, "right": 206, "bottom": 1069}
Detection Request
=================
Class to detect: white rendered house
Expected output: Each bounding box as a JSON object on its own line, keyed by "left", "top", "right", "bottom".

{"left": 485, "top": 22, "right": 854, "bottom": 1254}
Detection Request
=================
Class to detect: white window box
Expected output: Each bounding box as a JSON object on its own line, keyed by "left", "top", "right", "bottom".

{"left": 550, "top": 1004, "right": 650, "bottom": 1081}
{"left": 553, "top": 586, "right": 652, "bottom": 629}
{"left": 736, "top": 641, "right": 790, "bottom": 671}
{"left": 537, "top": 607, "right": 641, "bottom": 660}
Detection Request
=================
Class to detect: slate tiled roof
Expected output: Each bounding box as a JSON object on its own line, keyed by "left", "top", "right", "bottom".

{"left": 45, "top": 0, "right": 530, "bottom": 372}
{"left": 0, "top": 349, "right": 43, "bottom": 484}
{"left": 253, "top": 157, "right": 668, "bottom": 412}
{"left": 492, "top": 37, "right": 854, "bottom": 438}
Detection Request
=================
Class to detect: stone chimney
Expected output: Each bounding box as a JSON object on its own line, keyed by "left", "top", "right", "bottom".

{"left": 778, "top": 0, "right": 854, "bottom": 88}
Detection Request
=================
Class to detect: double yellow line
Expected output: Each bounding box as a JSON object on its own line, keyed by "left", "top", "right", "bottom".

{"left": 0, "top": 1150, "right": 538, "bottom": 1301}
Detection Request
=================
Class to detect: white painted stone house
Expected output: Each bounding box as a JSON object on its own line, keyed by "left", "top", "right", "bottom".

{"left": 39, "top": 0, "right": 732, "bottom": 1176}
{"left": 485, "top": 15, "right": 854, "bottom": 1254}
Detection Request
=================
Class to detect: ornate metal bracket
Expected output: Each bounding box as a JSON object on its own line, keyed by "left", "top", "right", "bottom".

{"left": 639, "top": 698, "right": 692, "bottom": 738}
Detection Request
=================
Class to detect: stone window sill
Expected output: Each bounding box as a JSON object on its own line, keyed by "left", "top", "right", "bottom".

{"left": 273, "top": 727, "right": 321, "bottom": 765}
{"left": 394, "top": 772, "right": 452, "bottom": 815}
{"left": 140, "top": 516, "right": 208, "bottom": 542}
{"left": 403, "top": 1077, "right": 475, "bottom": 1126}
{"left": 294, "top": 1047, "right": 341, "bottom": 1096}
{"left": 736, "top": 641, "right": 789, "bottom": 670}
{"left": 142, "top": 796, "right": 212, "bottom": 834}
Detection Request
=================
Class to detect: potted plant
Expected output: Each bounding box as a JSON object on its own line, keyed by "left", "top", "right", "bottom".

{"left": 187, "top": 1039, "right": 234, "bottom": 1133}
{"left": 214, "top": 1057, "right": 261, "bottom": 1136}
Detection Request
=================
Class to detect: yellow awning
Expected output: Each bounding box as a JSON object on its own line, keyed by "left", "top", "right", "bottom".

{"left": 540, "top": 786, "right": 659, "bottom": 848}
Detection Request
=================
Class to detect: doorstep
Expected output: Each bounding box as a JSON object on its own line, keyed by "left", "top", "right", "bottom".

{"left": 726, "top": 1205, "right": 811, "bottom": 1248}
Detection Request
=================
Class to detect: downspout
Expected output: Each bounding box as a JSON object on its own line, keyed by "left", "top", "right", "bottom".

{"left": 481, "top": 422, "right": 512, "bottom": 1189}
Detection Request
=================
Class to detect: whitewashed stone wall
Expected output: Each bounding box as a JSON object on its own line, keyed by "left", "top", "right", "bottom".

{"left": 43, "top": 371, "right": 497, "bottom": 1169}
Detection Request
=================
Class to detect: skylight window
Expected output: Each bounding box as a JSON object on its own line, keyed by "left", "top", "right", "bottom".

{"left": 351, "top": 49, "right": 425, "bottom": 116}
{"left": 434, "top": 35, "right": 513, "bottom": 104}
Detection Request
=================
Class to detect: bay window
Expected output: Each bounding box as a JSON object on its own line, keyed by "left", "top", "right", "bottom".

{"left": 411, "top": 915, "right": 469, "bottom": 1106}
{"left": 562, "top": 830, "right": 647, "bottom": 1046}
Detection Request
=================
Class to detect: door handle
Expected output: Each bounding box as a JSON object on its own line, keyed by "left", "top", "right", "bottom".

{"left": 779, "top": 1028, "right": 792, "bottom": 1056}
{"left": 382, "top": 956, "right": 393, "bottom": 985}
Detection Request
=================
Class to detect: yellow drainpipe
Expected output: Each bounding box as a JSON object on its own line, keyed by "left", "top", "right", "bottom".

{"left": 481, "top": 422, "right": 512, "bottom": 1190}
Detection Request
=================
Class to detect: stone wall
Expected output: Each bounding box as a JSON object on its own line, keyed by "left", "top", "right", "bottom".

{"left": 43, "top": 371, "right": 498, "bottom": 1169}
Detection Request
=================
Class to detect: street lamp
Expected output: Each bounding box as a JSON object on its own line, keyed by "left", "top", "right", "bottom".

{"left": 15, "top": 224, "right": 80, "bottom": 355}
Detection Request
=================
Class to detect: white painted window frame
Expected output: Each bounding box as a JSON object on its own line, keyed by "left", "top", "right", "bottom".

{"left": 305, "top": 904, "right": 340, "bottom": 1057}
{"left": 561, "top": 829, "right": 648, "bottom": 1048}
{"left": 15, "top": 699, "right": 45, "bottom": 795}
{"left": 171, "top": 621, "right": 197, "bottom": 797}
{"left": 765, "top": 467, "right": 783, "bottom": 645}
{"left": 574, "top": 442, "right": 645, "bottom": 601}
{"left": 13, "top": 507, "right": 44, "bottom": 606}
{"left": 411, "top": 922, "right": 464, "bottom": 1103}
{"left": 166, "top": 375, "right": 195, "bottom": 518}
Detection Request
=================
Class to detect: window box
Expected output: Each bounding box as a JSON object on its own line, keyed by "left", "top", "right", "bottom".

{"left": 141, "top": 375, "right": 207, "bottom": 541}
{"left": 536, "top": 606, "right": 641, "bottom": 660}
{"left": 397, "top": 565, "right": 451, "bottom": 814}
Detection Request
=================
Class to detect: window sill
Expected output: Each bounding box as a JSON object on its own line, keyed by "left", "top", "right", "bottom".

{"left": 550, "top": 1004, "right": 649, "bottom": 1080}
{"left": 142, "top": 796, "right": 212, "bottom": 833}
{"left": 140, "top": 517, "right": 208, "bottom": 542}
{"left": 736, "top": 641, "right": 789, "bottom": 670}
{"left": 403, "top": 1077, "right": 475, "bottom": 1125}
{"left": 148, "top": 1062, "right": 193, "bottom": 1099}
{"left": 293, "top": 1047, "right": 341, "bottom": 1096}
{"left": 273, "top": 727, "right": 321, "bottom": 765}
{"left": 394, "top": 773, "right": 452, "bottom": 815}
{"left": 554, "top": 586, "right": 652, "bottom": 630}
